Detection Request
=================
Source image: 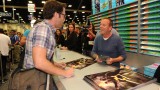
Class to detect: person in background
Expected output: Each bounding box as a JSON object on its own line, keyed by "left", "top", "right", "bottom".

{"left": 0, "top": 28, "right": 11, "bottom": 76}
{"left": 82, "top": 22, "right": 97, "bottom": 56}
{"left": 55, "top": 29, "right": 65, "bottom": 47}
{"left": 4, "top": 30, "right": 8, "bottom": 35}
{"left": 10, "top": 30, "right": 20, "bottom": 63}
{"left": 61, "top": 23, "right": 78, "bottom": 52}
{"left": 61, "top": 27, "right": 67, "bottom": 40}
{"left": 91, "top": 18, "right": 126, "bottom": 68}
{"left": 17, "top": 32, "right": 22, "bottom": 41}
{"left": 23, "top": 0, "right": 74, "bottom": 89}
{"left": 75, "top": 25, "right": 82, "bottom": 53}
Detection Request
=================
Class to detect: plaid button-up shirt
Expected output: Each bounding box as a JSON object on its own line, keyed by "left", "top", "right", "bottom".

{"left": 24, "top": 20, "right": 56, "bottom": 69}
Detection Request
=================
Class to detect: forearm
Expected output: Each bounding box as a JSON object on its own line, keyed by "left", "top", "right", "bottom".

{"left": 14, "top": 41, "right": 19, "bottom": 45}
{"left": 34, "top": 58, "right": 66, "bottom": 77}
{"left": 112, "top": 56, "right": 124, "bottom": 63}
{"left": 89, "top": 31, "right": 96, "bottom": 37}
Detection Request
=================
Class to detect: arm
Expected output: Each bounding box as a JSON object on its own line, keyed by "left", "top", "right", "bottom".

{"left": 88, "top": 30, "right": 96, "bottom": 38}
{"left": 33, "top": 46, "right": 74, "bottom": 77}
{"left": 20, "top": 30, "right": 30, "bottom": 46}
{"left": 20, "top": 36, "right": 27, "bottom": 46}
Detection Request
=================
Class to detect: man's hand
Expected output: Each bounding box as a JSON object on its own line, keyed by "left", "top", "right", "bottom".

{"left": 64, "top": 67, "right": 74, "bottom": 78}
{"left": 60, "top": 46, "right": 68, "bottom": 50}
{"left": 106, "top": 58, "right": 114, "bottom": 64}
{"left": 95, "top": 55, "right": 102, "bottom": 63}
{"left": 55, "top": 62, "right": 66, "bottom": 69}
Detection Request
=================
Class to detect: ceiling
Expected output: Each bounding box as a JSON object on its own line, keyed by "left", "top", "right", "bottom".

{"left": 0, "top": 0, "right": 92, "bottom": 24}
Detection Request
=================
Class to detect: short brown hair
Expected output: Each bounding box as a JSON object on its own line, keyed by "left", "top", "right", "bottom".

{"left": 101, "top": 17, "right": 113, "bottom": 27}
{"left": 43, "top": 0, "right": 66, "bottom": 19}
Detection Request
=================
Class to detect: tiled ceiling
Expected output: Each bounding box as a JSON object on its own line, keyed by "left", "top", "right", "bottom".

{"left": 0, "top": 0, "right": 92, "bottom": 24}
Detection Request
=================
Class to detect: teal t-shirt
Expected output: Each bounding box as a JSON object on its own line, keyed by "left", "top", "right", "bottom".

{"left": 23, "top": 29, "right": 30, "bottom": 37}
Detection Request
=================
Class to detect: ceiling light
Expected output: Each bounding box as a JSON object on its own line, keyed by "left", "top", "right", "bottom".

{"left": 68, "top": 5, "right": 72, "bottom": 7}
{"left": 69, "top": 18, "right": 72, "bottom": 19}
{"left": 5, "top": 11, "right": 8, "bottom": 12}
{"left": 41, "top": 9, "right": 43, "bottom": 11}
{"left": 7, "top": 0, "right": 11, "bottom": 1}
{"left": 73, "top": 11, "right": 77, "bottom": 13}
{"left": 42, "top": 1, "right": 46, "bottom": 4}
{"left": 67, "top": 15, "right": 70, "bottom": 17}
{"left": 82, "top": 12, "right": 85, "bottom": 13}
{"left": 16, "top": 13, "right": 19, "bottom": 15}
{"left": 82, "top": 6, "right": 85, "bottom": 8}
{"left": 82, "top": 16, "right": 85, "bottom": 17}
{"left": 28, "top": 1, "right": 33, "bottom": 3}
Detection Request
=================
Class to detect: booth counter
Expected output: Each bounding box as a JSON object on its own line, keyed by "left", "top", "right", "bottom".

{"left": 53, "top": 50, "right": 160, "bottom": 90}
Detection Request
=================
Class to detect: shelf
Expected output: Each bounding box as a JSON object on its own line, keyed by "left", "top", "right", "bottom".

{"left": 89, "top": 0, "right": 160, "bottom": 57}
{"left": 140, "top": 52, "right": 160, "bottom": 57}
{"left": 115, "top": 9, "right": 138, "bottom": 16}
{"left": 141, "top": 4, "right": 160, "bottom": 10}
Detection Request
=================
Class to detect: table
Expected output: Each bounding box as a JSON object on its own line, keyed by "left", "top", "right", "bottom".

{"left": 53, "top": 50, "right": 160, "bottom": 90}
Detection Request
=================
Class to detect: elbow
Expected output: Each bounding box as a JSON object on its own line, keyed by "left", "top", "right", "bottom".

{"left": 33, "top": 59, "right": 43, "bottom": 70}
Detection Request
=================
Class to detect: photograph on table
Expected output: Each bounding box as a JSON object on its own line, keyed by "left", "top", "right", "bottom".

{"left": 66, "top": 58, "right": 96, "bottom": 69}
{"left": 84, "top": 69, "right": 156, "bottom": 90}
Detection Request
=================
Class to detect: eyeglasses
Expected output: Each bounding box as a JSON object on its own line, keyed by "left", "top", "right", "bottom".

{"left": 59, "top": 13, "right": 66, "bottom": 18}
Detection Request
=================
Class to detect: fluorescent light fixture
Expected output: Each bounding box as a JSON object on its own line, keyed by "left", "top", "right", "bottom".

{"left": 16, "top": 13, "right": 19, "bottom": 15}
{"left": 82, "top": 6, "right": 85, "bottom": 8}
{"left": 68, "top": 5, "right": 72, "bottom": 7}
{"left": 82, "top": 16, "right": 85, "bottom": 17}
{"left": 7, "top": 0, "right": 11, "bottom": 1}
{"left": 73, "top": 11, "right": 77, "bottom": 13}
{"left": 42, "top": 1, "right": 46, "bottom": 4}
{"left": 28, "top": 1, "right": 33, "bottom": 3}
{"left": 82, "top": 12, "right": 85, "bottom": 13}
